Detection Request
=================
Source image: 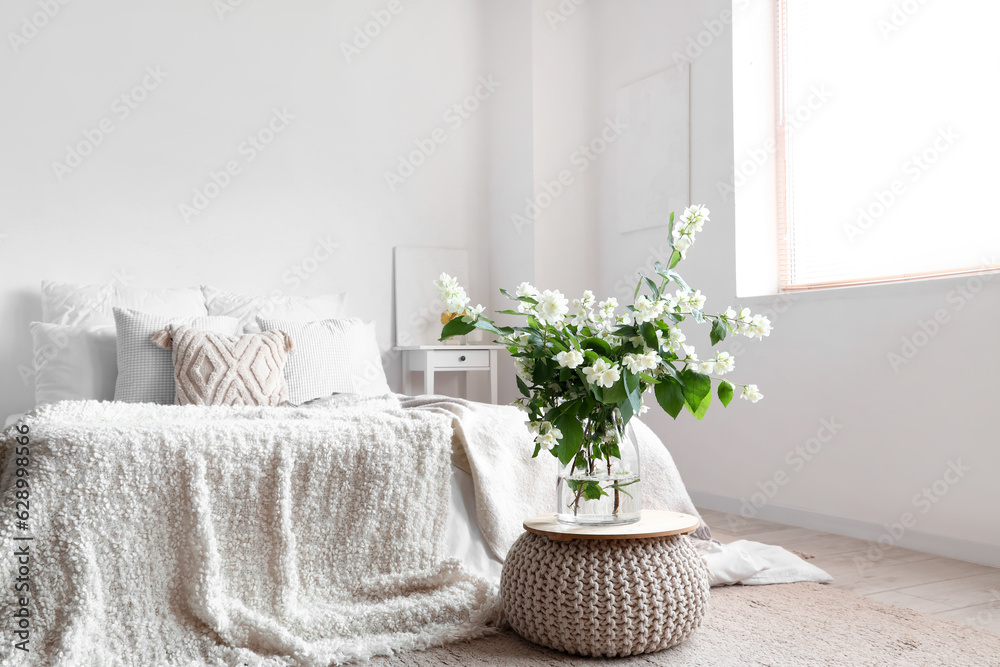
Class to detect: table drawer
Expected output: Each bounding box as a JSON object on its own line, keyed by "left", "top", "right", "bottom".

{"left": 435, "top": 349, "right": 490, "bottom": 369}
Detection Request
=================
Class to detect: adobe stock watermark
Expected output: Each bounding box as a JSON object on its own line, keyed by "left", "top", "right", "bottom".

{"left": 968, "top": 587, "right": 1000, "bottom": 631}
{"left": 178, "top": 107, "right": 295, "bottom": 223}
{"left": 340, "top": 0, "right": 415, "bottom": 63}
{"left": 7, "top": 0, "right": 72, "bottom": 54}
{"left": 51, "top": 66, "right": 168, "bottom": 183}
{"left": 877, "top": 0, "right": 931, "bottom": 41}
{"left": 671, "top": 0, "right": 751, "bottom": 71}
{"left": 384, "top": 75, "right": 501, "bottom": 192}
{"left": 843, "top": 126, "right": 958, "bottom": 244}
{"left": 511, "top": 116, "right": 628, "bottom": 234}
{"left": 853, "top": 459, "right": 970, "bottom": 575}
{"left": 281, "top": 235, "right": 340, "bottom": 291}
{"left": 213, "top": 0, "right": 246, "bottom": 21}
{"left": 887, "top": 257, "right": 995, "bottom": 373}
{"left": 544, "top": 0, "right": 585, "bottom": 31}
{"left": 717, "top": 84, "right": 834, "bottom": 201}
{"left": 727, "top": 416, "right": 844, "bottom": 531}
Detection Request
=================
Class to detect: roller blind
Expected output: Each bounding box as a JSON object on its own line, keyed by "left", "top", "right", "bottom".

{"left": 776, "top": 0, "right": 1000, "bottom": 290}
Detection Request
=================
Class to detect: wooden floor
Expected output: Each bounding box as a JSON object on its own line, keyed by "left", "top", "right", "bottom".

{"left": 698, "top": 507, "right": 1000, "bottom": 636}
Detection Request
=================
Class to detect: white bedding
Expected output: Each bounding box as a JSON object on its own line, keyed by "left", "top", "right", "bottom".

{"left": 3, "top": 410, "right": 829, "bottom": 589}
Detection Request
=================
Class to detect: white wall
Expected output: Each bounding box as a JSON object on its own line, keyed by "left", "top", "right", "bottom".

{"left": 586, "top": 0, "right": 1000, "bottom": 564}
{"left": 0, "top": 0, "right": 500, "bottom": 416}
{"left": 3, "top": 0, "right": 996, "bottom": 564}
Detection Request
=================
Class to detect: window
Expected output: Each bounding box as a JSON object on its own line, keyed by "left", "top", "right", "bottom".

{"left": 749, "top": 0, "right": 1000, "bottom": 292}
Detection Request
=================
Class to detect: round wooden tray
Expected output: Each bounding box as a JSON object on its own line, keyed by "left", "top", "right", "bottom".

{"left": 523, "top": 510, "right": 700, "bottom": 542}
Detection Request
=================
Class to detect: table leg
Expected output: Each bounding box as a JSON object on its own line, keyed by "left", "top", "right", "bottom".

{"left": 402, "top": 352, "right": 413, "bottom": 396}
{"left": 423, "top": 355, "right": 435, "bottom": 396}
{"left": 489, "top": 349, "right": 499, "bottom": 404}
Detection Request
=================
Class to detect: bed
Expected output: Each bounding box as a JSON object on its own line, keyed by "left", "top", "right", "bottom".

{"left": 0, "top": 282, "right": 829, "bottom": 666}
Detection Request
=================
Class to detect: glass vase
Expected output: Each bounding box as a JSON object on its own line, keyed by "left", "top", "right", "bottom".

{"left": 556, "top": 409, "right": 642, "bottom": 525}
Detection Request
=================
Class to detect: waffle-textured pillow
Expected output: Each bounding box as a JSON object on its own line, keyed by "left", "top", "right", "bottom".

{"left": 43, "top": 281, "right": 207, "bottom": 326}
{"left": 151, "top": 326, "right": 295, "bottom": 406}
{"left": 113, "top": 308, "right": 240, "bottom": 404}
{"left": 256, "top": 317, "right": 390, "bottom": 404}
{"left": 202, "top": 286, "right": 347, "bottom": 333}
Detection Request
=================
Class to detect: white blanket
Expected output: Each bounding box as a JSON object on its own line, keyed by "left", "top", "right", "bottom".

{"left": 0, "top": 399, "right": 499, "bottom": 666}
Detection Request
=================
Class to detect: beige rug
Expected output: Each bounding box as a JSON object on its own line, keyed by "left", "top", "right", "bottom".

{"left": 377, "top": 583, "right": 1000, "bottom": 666}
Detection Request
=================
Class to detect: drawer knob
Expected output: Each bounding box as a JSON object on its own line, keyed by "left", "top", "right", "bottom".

{"left": 459, "top": 355, "right": 467, "bottom": 362}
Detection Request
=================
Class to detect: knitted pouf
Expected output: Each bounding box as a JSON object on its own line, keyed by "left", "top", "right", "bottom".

{"left": 500, "top": 531, "right": 710, "bottom": 657}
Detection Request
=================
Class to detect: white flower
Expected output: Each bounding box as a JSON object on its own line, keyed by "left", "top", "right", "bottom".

{"left": 534, "top": 423, "right": 563, "bottom": 451}
{"left": 598, "top": 298, "right": 618, "bottom": 319}
{"left": 536, "top": 429, "right": 562, "bottom": 451}
{"left": 623, "top": 350, "right": 659, "bottom": 374}
{"left": 673, "top": 234, "right": 694, "bottom": 257}
{"left": 581, "top": 290, "right": 596, "bottom": 307}
{"left": 664, "top": 326, "right": 686, "bottom": 351}
{"left": 526, "top": 421, "right": 541, "bottom": 434}
{"left": 679, "top": 204, "right": 710, "bottom": 231}
{"left": 462, "top": 303, "right": 485, "bottom": 322}
{"left": 713, "top": 351, "right": 735, "bottom": 375}
{"left": 682, "top": 344, "right": 698, "bottom": 361}
{"left": 554, "top": 349, "right": 585, "bottom": 369}
{"left": 633, "top": 295, "right": 666, "bottom": 324}
{"left": 434, "top": 272, "right": 458, "bottom": 291}
{"left": 582, "top": 358, "right": 620, "bottom": 388}
{"left": 747, "top": 314, "right": 772, "bottom": 340}
{"left": 741, "top": 384, "right": 764, "bottom": 403}
{"left": 513, "top": 357, "right": 533, "bottom": 380}
{"left": 515, "top": 282, "right": 539, "bottom": 299}
{"left": 535, "top": 289, "right": 569, "bottom": 324}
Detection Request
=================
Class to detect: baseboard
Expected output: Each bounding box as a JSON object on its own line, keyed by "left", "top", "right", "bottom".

{"left": 690, "top": 491, "right": 1000, "bottom": 569}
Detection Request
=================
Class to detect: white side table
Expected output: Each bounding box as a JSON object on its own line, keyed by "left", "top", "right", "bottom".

{"left": 394, "top": 345, "right": 504, "bottom": 404}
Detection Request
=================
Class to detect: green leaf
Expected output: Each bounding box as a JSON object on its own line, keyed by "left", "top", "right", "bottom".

{"left": 601, "top": 378, "right": 628, "bottom": 405}
{"left": 640, "top": 322, "right": 658, "bottom": 351}
{"left": 681, "top": 369, "right": 712, "bottom": 420}
{"left": 624, "top": 368, "right": 642, "bottom": 411}
{"left": 581, "top": 337, "right": 612, "bottom": 357}
{"left": 643, "top": 276, "right": 660, "bottom": 301}
{"left": 718, "top": 380, "right": 734, "bottom": 407}
{"left": 440, "top": 317, "right": 475, "bottom": 340}
{"left": 582, "top": 480, "right": 608, "bottom": 500}
{"left": 692, "top": 308, "right": 706, "bottom": 324}
{"left": 710, "top": 318, "right": 728, "bottom": 346}
{"left": 552, "top": 413, "right": 584, "bottom": 466}
{"left": 617, "top": 397, "right": 635, "bottom": 425}
{"left": 667, "top": 269, "right": 691, "bottom": 292}
{"left": 668, "top": 249, "right": 682, "bottom": 269}
{"left": 475, "top": 319, "right": 506, "bottom": 336}
{"left": 654, "top": 378, "right": 685, "bottom": 419}
{"left": 515, "top": 375, "right": 531, "bottom": 397}
{"left": 633, "top": 276, "right": 643, "bottom": 301}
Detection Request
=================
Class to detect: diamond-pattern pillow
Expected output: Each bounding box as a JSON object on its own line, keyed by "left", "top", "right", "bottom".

{"left": 152, "top": 325, "right": 295, "bottom": 406}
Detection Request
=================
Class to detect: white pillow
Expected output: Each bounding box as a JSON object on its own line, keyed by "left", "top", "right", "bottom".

{"left": 30, "top": 322, "right": 117, "bottom": 405}
{"left": 202, "top": 286, "right": 347, "bottom": 333}
{"left": 113, "top": 308, "right": 241, "bottom": 404}
{"left": 256, "top": 317, "right": 389, "bottom": 404}
{"left": 42, "top": 280, "right": 207, "bottom": 327}
{"left": 727, "top": 540, "right": 834, "bottom": 585}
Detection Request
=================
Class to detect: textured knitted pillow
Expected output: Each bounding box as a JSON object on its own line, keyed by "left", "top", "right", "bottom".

{"left": 113, "top": 308, "right": 241, "bottom": 404}
{"left": 256, "top": 317, "right": 390, "bottom": 404}
{"left": 151, "top": 326, "right": 295, "bottom": 406}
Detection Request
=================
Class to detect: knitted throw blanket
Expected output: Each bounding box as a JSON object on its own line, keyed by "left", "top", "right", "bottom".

{"left": 0, "top": 399, "right": 499, "bottom": 666}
